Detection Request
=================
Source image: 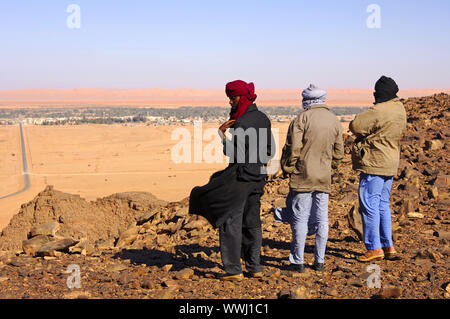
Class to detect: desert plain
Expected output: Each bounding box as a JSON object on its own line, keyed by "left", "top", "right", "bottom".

{"left": 0, "top": 121, "right": 293, "bottom": 230}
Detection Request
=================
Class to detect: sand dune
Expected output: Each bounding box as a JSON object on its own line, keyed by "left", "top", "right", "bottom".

{"left": 0, "top": 88, "right": 449, "bottom": 108}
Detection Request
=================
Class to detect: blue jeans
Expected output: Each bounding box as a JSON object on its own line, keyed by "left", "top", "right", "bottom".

{"left": 359, "top": 173, "right": 394, "bottom": 250}
{"left": 274, "top": 191, "right": 329, "bottom": 264}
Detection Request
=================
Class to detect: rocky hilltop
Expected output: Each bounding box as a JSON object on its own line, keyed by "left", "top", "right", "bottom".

{"left": 0, "top": 93, "right": 448, "bottom": 299}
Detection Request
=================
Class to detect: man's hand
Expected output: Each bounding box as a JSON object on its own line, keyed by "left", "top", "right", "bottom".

{"left": 218, "top": 119, "right": 236, "bottom": 137}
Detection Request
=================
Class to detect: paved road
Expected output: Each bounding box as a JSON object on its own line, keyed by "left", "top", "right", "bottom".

{"left": 0, "top": 122, "right": 30, "bottom": 200}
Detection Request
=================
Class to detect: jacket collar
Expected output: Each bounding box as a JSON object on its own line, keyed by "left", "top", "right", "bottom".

{"left": 374, "top": 97, "right": 401, "bottom": 106}
{"left": 306, "top": 104, "right": 330, "bottom": 111}
{"left": 245, "top": 104, "right": 258, "bottom": 113}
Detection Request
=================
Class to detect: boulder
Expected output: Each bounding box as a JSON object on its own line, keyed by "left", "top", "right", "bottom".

{"left": 347, "top": 205, "right": 363, "bottom": 241}
{"left": 36, "top": 238, "right": 79, "bottom": 256}
{"left": 22, "top": 235, "right": 52, "bottom": 256}
{"left": 137, "top": 210, "right": 158, "bottom": 225}
{"left": 115, "top": 225, "right": 140, "bottom": 248}
{"left": 29, "top": 222, "right": 60, "bottom": 238}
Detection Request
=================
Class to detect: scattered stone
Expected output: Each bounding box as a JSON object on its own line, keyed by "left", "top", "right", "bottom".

{"left": 425, "top": 140, "right": 444, "bottom": 151}
{"left": 434, "top": 175, "right": 450, "bottom": 188}
{"left": 183, "top": 220, "right": 205, "bottom": 231}
{"left": 105, "top": 263, "right": 128, "bottom": 273}
{"left": 415, "top": 248, "right": 444, "bottom": 263}
{"left": 407, "top": 212, "right": 424, "bottom": 219}
{"left": 22, "top": 235, "right": 52, "bottom": 256}
{"left": 95, "top": 238, "right": 116, "bottom": 250}
{"left": 154, "top": 289, "right": 174, "bottom": 299}
{"left": 223, "top": 281, "right": 234, "bottom": 289}
{"left": 331, "top": 220, "right": 341, "bottom": 229}
{"left": 175, "top": 207, "right": 189, "bottom": 218}
{"left": 278, "top": 286, "right": 311, "bottom": 299}
{"left": 118, "top": 273, "right": 131, "bottom": 285}
{"left": 347, "top": 205, "right": 363, "bottom": 241}
{"left": 36, "top": 238, "right": 79, "bottom": 256}
{"left": 162, "top": 279, "right": 178, "bottom": 288}
{"left": 401, "top": 199, "right": 416, "bottom": 215}
{"left": 429, "top": 187, "right": 439, "bottom": 199}
{"left": 372, "top": 287, "right": 402, "bottom": 299}
{"left": 137, "top": 210, "right": 158, "bottom": 225}
{"left": 115, "top": 226, "right": 139, "bottom": 248}
{"left": 29, "top": 222, "right": 60, "bottom": 238}
{"left": 7, "top": 257, "right": 26, "bottom": 267}
{"left": 347, "top": 278, "right": 363, "bottom": 287}
{"left": 64, "top": 291, "right": 91, "bottom": 299}
{"left": 141, "top": 277, "right": 154, "bottom": 289}
{"left": 174, "top": 268, "right": 194, "bottom": 280}
{"left": 433, "top": 230, "right": 450, "bottom": 240}
{"left": 161, "top": 264, "right": 173, "bottom": 272}
{"left": 444, "top": 282, "right": 450, "bottom": 293}
{"left": 324, "top": 288, "right": 340, "bottom": 297}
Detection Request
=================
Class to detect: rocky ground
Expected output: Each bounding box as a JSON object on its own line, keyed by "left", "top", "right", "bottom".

{"left": 0, "top": 93, "right": 448, "bottom": 299}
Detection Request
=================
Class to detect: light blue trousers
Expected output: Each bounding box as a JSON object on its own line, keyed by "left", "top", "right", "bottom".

{"left": 359, "top": 173, "right": 394, "bottom": 250}
{"left": 274, "top": 191, "right": 329, "bottom": 264}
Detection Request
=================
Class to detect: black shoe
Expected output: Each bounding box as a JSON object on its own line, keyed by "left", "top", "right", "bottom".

{"left": 313, "top": 263, "right": 324, "bottom": 271}
{"left": 289, "top": 263, "right": 305, "bottom": 273}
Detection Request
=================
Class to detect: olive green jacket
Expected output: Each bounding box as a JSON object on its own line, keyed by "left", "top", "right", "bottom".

{"left": 281, "top": 105, "right": 344, "bottom": 193}
{"left": 349, "top": 98, "right": 407, "bottom": 176}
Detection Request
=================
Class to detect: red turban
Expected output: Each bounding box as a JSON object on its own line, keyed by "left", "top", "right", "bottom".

{"left": 225, "top": 80, "right": 257, "bottom": 120}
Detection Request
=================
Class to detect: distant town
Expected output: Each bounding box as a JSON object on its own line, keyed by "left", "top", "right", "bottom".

{"left": 0, "top": 106, "right": 366, "bottom": 126}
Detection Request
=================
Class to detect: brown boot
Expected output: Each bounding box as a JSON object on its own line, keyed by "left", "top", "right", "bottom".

{"left": 357, "top": 248, "right": 384, "bottom": 262}
{"left": 383, "top": 246, "right": 400, "bottom": 260}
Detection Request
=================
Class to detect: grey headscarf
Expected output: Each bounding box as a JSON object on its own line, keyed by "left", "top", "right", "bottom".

{"left": 302, "top": 84, "right": 327, "bottom": 109}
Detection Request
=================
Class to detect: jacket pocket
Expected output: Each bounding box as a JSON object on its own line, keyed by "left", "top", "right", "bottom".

{"left": 351, "top": 141, "right": 363, "bottom": 165}
{"left": 294, "top": 160, "right": 306, "bottom": 177}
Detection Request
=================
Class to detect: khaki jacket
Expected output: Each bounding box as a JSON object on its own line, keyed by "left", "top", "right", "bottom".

{"left": 281, "top": 105, "right": 344, "bottom": 193}
{"left": 349, "top": 98, "right": 407, "bottom": 176}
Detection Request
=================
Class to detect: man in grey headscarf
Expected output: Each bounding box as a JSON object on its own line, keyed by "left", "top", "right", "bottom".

{"left": 274, "top": 84, "right": 344, "bottom": 272}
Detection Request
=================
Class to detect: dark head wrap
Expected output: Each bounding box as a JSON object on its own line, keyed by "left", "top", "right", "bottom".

{"left": 374, "top": 76, "right": 399, "bottom": 104}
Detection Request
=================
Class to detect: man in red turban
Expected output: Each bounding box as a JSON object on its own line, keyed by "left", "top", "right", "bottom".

{"left": 189, "top": 80, "right": 274, "bottom": 281}
{"left": 219, "top": 80, "right": 258, "bottom": 136}
{"left": 226, "top": 80, "right": 257, "bottom": 119}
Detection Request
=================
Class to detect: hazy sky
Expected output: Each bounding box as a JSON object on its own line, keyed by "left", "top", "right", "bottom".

{"left": 0, "top": 0, "right": 449, "bottom": 89}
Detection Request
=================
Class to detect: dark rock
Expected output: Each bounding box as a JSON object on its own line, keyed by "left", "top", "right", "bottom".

{"left": 347, "top": 205, "right": 363, "bottom": 241}
{"left": 36, "top": 238, "right": 79, "bottom": 256}
{"left": 372, "top": 287, "right": 402, "bottom": 299}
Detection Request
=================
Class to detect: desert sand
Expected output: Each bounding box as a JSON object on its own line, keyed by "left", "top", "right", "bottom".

{"left": 0, "top": 122, "right": 292, "bottom": 230}
{"left": 1, "top": 88, "right": 449, "bottom": 108}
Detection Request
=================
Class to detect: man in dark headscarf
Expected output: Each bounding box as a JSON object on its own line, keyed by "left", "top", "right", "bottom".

{"left": 189, "top": 80, "right": 274, "bottom": 281}
{"left": 350, "top": 76, "right": 406, "bottom": 262}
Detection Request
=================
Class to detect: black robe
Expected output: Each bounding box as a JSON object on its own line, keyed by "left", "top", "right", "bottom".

{"left": 189, "top": 104, "right": 274, "bottom": 228}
